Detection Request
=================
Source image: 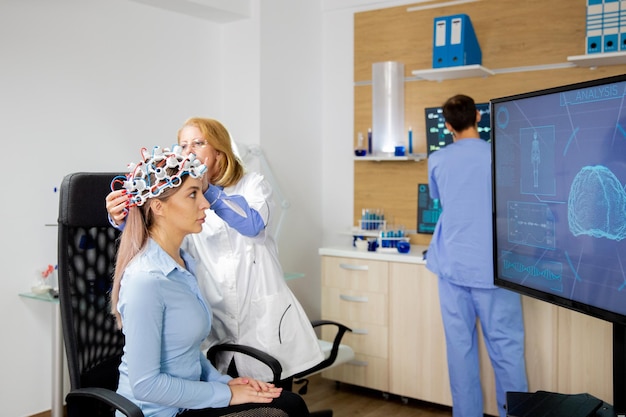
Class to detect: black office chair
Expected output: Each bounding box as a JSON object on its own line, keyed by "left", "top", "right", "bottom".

{"left": 58, "top": 171, "right": 352, "bottom": 417}
{"left": 57, "top": 172, "right": 142, "bottom": 417}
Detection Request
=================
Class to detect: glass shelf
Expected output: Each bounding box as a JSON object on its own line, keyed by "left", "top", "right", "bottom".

{"left": 284, "top": 272, "right": 305, "bottom": 280}
{"left": 345, "top": 227, "right": 417, "bottom": 237}
{"left": 19, "top": 291, "right": 59, "bottom": 303}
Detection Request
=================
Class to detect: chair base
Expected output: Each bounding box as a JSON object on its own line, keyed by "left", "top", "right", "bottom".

{"left": 311, "top": 410, "right": 332, "bottom": 417}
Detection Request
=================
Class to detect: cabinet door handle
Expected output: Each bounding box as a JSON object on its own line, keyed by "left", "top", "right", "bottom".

{"left": 339, "top": 263, "right": 369, "bottom": 271}
{"left": 348, "top": 360, "right": 368, "bottom": 367}
{"left": 351, "top": 328, "right": 368, "bottom": 335}
{"left": 339, "top": 294, "right": 369, "bottom": 303}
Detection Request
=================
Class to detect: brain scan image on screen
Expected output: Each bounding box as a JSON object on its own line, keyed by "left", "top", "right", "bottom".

{"left": 568, "top": 165, "right": 626, "bottom": 241}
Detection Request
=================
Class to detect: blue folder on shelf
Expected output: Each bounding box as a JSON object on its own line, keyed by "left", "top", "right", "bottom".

{"left": 621, "top": 0, "right": 626, "bottom": 50}
{"left": 586, "top": 0, "right": 603, "bottom": 53}
{"left": 603, "top": 0, "right": 620, "bottom": 52}
{"left": 586, "top": 0, "right": 626, "bottom": 53}
{"left": 432, "top": 16, "right": 448, "bottom": 68}
{"left": 432, "top": 14, "right": 481, "bottom": 68}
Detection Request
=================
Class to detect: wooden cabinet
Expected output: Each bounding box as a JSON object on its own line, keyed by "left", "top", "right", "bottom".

{"left": 319, "top": 248, "right": 614, "bottom": 416}
{"left": 388, "top": 262, "right": 453, "bottom": 407}
{"left": 320, "top": 256, "right": 389, "bottom": 392}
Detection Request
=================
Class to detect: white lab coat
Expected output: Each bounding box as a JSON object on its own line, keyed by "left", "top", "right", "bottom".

{"left": 182, "top": 172, "right": 324, "bottom": 381}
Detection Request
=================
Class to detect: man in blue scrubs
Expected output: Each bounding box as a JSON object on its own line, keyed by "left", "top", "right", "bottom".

{"left": 426, "top": 94, "right": 528, "bottom": 417}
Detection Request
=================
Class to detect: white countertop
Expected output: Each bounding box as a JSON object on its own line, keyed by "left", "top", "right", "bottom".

{"left": 319, "top": 245, "right": 428, "bottom": 265}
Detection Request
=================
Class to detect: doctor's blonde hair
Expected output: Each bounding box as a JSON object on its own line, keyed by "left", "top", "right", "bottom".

{"left": 177, "top": 118, "right": 244, "bottom": 188}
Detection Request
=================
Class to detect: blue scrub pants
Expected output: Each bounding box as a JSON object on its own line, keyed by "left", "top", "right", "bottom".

{"left": 438, "top": 278, "right": 528, "bottom": 417}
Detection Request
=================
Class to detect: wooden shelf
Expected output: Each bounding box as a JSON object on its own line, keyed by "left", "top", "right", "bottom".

{"left": 567, "top": 51, "right": 626, "bottom": 68}
{"left": 411, "top": 64, "right": 494, "bottom": 81}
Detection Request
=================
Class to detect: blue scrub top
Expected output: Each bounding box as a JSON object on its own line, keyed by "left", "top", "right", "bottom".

{"left": 426, "top": 138, "right": 497, "bottom": 289}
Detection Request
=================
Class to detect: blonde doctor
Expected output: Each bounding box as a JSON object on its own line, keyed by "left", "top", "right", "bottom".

{"left": 106, "top": 117, "right": 323, "bottom": 382}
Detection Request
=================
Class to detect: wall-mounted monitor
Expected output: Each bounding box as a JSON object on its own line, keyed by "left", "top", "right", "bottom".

{"left": 424, "top": 102, "right": 491, "bottom": 155}
{"left": 417, "top": 183, "right": 441, "bottom": 234}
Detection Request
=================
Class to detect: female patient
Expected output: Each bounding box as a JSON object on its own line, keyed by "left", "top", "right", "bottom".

{"left": 110, "top": 146, "right": 309, "bottom": 417}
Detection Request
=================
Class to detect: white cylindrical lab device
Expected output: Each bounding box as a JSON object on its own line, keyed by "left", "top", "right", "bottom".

{"left": 372, "top": 61, "right": 405, "bottom": 154}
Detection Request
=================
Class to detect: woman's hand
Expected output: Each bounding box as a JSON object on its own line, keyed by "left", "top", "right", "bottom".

{"left": 105, "top": 189, "right": 128, "bottom": 226}
{"left": 227, "top": 377, "right": 282, "bottom": 405}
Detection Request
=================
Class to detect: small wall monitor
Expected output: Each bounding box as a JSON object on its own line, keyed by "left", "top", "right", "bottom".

{"left": 424, "top": 102, "right": 491, "bottom": 155}
{"left": 417, "top": 183, "right": 441, "bottom": 234}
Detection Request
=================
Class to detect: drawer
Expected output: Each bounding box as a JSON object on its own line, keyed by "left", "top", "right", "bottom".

{"left": 322, "top": 256, "right": 388, "bottom": 293}
{"left": 321, "top": 320, "right": 388, "bottom": 358}
{"left": 322, "top": 287, "right": 387, "bottom": 326}
{"left": 321, "top": 353, "right": 388, "bottom": 392}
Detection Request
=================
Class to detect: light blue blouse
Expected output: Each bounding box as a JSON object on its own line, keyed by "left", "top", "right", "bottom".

{"left": 116, "top": 239, "right": 233, "bottom": 417}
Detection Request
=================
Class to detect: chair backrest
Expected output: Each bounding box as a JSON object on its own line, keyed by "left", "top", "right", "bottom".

{"left": 57, "top": 172, "right": 124, "bottom": 394}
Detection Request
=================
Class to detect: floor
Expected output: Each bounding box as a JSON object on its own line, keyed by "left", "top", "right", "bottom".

{"left": 302, "top": 374, "right": 453, "bottom": 417}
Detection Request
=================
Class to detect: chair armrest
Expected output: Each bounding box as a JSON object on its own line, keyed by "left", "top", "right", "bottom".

{"left": 292, "top": 320, "right": 353, "bottom": 379}
{"left": 207, "top": 343, "right": 283, "bottom": 385}
{"left": 66, "top": 387, "right": 144, "bottom": 417}
{"left": 311, "top": 319, "right": 352, "bottom": 335}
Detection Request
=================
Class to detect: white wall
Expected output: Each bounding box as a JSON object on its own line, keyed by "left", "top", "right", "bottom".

{"left": 255, "top": 0, "right": 324, "bottom": 316}
{"left": 0, "top": 0, "right": 223, "bottom": 415}
{"left": 0, "top": 0, "right": 416, "bottom": 414}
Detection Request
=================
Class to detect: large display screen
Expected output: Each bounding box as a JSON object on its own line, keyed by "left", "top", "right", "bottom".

{"left": 491, "top": 74, "right": 626, "bottom": 325}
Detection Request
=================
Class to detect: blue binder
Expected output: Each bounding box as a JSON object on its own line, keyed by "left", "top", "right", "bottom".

{"left": 432, "top": 14, "right": 481, "bottom": 68}
{"left": 432, "top": 16, "right": 448, "bottom": 68}
{"left": 603, "top": 0, "right": 620, "bottom": 52}
{"left": 621, "top": 0, "right": 626, "bottom": 50}
{"left": 586, "top": 0, "right": 603, "bottom": 53}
